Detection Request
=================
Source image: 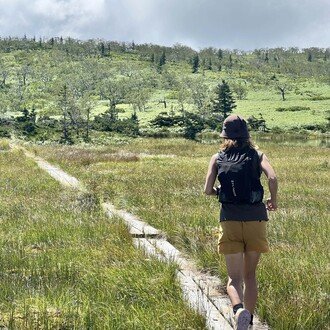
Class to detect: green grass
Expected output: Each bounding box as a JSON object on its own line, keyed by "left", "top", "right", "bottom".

{"left": 234, "top": 89, "right": 329, "bottom": 129}
{"left": 0, "top": 146, "right": 206, "bottom": 329}
{"left": 0, "top": 139, "right": 10, "bottom": 150}
{"left": 29, "top": 137, "right": 330, "bottom": 330}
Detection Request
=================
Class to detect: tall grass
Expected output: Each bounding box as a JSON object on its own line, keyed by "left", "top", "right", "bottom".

{"left": 29, "top": 137, "right": 330, "bottom": 329}
{"left": 0, "top": 147, "right": 206, "bottom": 329}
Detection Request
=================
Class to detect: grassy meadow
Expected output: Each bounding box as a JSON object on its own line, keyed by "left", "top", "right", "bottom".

{"left": 0, "top": 145, "right": 206, "bottom": 329}
{"left": 27, "top": 137, "right": 330, "bottom": 330}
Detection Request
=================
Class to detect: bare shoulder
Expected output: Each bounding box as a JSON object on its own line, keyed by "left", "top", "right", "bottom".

{"left": 210, "top": 153, "right": 219, "bottom": 163}
{"left": 211, "top": 152, "right": 218, "bottom": 159}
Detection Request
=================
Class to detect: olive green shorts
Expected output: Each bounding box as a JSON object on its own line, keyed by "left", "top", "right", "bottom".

{"left": 218, "top": 221, "right": 269, "bottom": 255}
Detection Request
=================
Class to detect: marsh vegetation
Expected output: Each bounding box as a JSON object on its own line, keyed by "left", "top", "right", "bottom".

{"left": 26, "top": 137, "right": 330, "bottom": 329}
{"left": 0, "top": 146, "right": 205, "bottom": 329}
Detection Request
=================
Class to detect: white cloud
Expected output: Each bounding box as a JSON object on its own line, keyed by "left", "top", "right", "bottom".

{"left": 33, "top": 0, "right": 105, "bottom": 20}
{"left": 0, "top": 0, "right": 107, "bottom": 38}
{"left": 0, "top": 0, "right": 329, "bottom": 49}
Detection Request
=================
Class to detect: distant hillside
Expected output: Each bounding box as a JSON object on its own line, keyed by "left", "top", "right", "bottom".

{"left": 0, "top": 36, "right": 329, "bottom": 141}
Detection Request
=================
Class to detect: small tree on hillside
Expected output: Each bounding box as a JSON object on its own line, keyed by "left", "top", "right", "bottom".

{"left": 57, "top": 84, "right": 74, "bottom": 144}
{"left": 188, "top": 78, "right": 210, "bottom": 115}
{"left": 176, "top": 79, "right": 190, "bottom": 116}
{"left": 276, "top": 83, "right": 288, "bottom": 101}
{"left": 229, "top": 54, "right": 233, "bottom": 69}
{"left": 159, "top": 51, "right": 166, "bottom": 66}
{"left": 100, "top": 42, "right": 106, "bottom": 57}
{"left": 192, "top": 54, "right": 199, "bottom": 73}
{"left": 212, "top": 80, "right": 236, "bottom": 117}
{"left": 307, "top": 52, "right": 313, "bottom": 62}
{"left": 232, "top": 82, "right": 248, "bottom": 100}
{"left": 217, "top": 49, "right": 223, "bottom": 61}
{"left": 157, "top": 51, "right": 166, "bottom": 73}
{"left": 0, "top": 66, "right": 9, "bottom": 87}
{"left": 207, "top": 58, "right": 212, "bottom": 70}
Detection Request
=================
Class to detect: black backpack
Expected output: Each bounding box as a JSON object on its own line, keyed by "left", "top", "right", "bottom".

{"left": 216, "top": 147, "right": 264, "bottom": 204}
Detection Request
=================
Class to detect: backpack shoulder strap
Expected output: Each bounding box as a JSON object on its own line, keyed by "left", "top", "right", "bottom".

{"left": 216, "top": 150, "right": 225, "bottom": 164}
{"left": 254, "top": 149, "right": 263, "bottom": 176}
{"left": 256, "top": 150, "right": 263, "bottom": 161}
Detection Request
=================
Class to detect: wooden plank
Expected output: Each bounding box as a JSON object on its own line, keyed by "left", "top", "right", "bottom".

{"left": 135, "top": 238, "right": 268, "bottom": 330}
{"left": 152, "top": 238, "right": 195, "bottom": 269}
{"left": 194, "top": 273, "right": 268, "bottom": 329}
{"left": 178, "top": 270, "right": 232, "bottom": 330}
{"left": 21, "top": 149, "right": 83, "bottom": 190}
{"left": 35, "top": 159, "right": 82, "bottom": 189}
{"left": 133, "top": 238, "right": 232, "bottom": 330}
{"left": 102, "top": 202, "right": 164, "bottom": 238}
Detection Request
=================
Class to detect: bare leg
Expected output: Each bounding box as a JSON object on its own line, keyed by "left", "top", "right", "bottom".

{"left": 243, "top": 251, "right": 261, "bottom": 314}
{"left": 225, "top": 253, "right": 244, "bottom": 306}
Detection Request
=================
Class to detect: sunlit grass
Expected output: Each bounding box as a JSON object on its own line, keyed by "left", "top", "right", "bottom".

{"left": 0, "top": 146, "right": 206, "bottom": 329}
{"left": 29, "top": 137, "right": 330, "bottom": 329}
{"left": 0, "top": 139, "right": 10, "bottom": 150}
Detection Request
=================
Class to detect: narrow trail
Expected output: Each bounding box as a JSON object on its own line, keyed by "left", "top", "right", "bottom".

{"left": 19, "top": 146, "right": 268, "bottom": 330}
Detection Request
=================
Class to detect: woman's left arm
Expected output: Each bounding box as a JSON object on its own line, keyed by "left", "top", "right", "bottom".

{"left": 204, "top": 153, "right": 218, "bottom": 196}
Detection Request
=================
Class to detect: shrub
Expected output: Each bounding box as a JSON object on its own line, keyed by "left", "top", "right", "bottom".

{"left": 275, "top": 106, "right": 310, "bottom": 112}
{"left": 309, "top": 96, "right": 330, "bottom": 101}
{"left": 182, "top": 112, "right": 205, "bottom": 140}
{"left": 38, "top": 116, "right": 60, "bottom": 129}
{"left": 0, "top": 127, "right": 11, "bottom": 138}
{"left": 0, "top": 139, "right": 10, "bottom": 150}
{"left": 271, "top": 126, "right": 285, "bottom": 133}
{"left": 150, "top": 112, "right": 184, "bottom": 127}
{"left": 149, "top": 111, "right": 205, "bottom": 140}
{"left": 92, "top": 112, "right": 139, "bottom": 137}
{"left": 204, "top": 113, "right": 223, "bottom": 131}
{"left": 301, "top": 123, "right": 329, "bottom": 133}
{"left": 247, "top": 115, "right": 268, "bottom": 132}
{"left": 140, "top": 127, "right": 171, "bottom": 138}
{"left": 111, "top": 118, "right": 140, "bottom": 136}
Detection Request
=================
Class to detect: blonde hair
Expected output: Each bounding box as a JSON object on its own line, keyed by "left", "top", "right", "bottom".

{"left": 220, "top": 138, "right": 257, "bottom": 151}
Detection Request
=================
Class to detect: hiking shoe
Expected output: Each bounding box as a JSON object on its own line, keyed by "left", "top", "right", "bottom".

{"left": 234, "top": 308, "right": 251, "bottom": 330}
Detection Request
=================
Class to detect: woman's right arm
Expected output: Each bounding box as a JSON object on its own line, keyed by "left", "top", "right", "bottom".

{"left": 204, "top": 153, "right": 218, "bottom": 196}
{"left": 261, "top": 154, "right": 278, "bottom": 211}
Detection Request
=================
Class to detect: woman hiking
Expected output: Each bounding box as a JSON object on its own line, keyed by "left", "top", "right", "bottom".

{"left": 204, "top": 114, "right": 278, "bottom": 330}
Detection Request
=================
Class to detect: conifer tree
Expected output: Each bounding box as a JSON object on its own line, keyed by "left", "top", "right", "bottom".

{"left": 57, "top": 84, "right": 73, "bottom": 144}
{"left": 192, "top": 54, "right": 199, "bottom": 73}
{"left": 159, "top": 51, "right": 166, "bottom": 66}
{"left": 217, "top": 49, "right": 223, "bottom": 60}
{"left": 100, "top": 42, "right": 105, "bottom": 57}
{"left": 157, "top": 51, "right": 166, "bottom": 72}
{"left": 307, "top": 52, "right": 313, "bottom": 62}
{"left": 212, "top": 80, "right": 236, "bottom": 117}
{"left": 229, "top": 54, "right": 233, "bottom": 68}
{"left": 207, "top": 58, "right": 212, "bottom": 70}
{"left": 265, "top": 51, "right": 269, "bottom": 63}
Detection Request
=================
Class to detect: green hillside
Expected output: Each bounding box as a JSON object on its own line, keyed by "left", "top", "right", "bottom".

{"left": 0, "top": 37, "right": 329, "bottom": 142}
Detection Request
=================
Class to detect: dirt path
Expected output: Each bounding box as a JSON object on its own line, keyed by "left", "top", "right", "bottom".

{"left": 19, "top": 146, "right": 268, "bottom": 330}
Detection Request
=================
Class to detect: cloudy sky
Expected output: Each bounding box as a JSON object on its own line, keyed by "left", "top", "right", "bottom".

{"left": 0, "top": 0, "right": 329, "bottom": 50}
